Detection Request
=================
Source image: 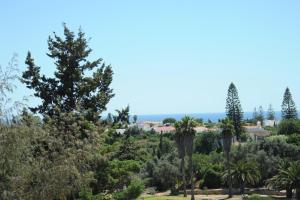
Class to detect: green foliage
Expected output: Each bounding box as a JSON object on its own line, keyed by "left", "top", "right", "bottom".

{"left": 257, "top": 106, "right": 264, "bottom": 125}
{"left": 174, "top": 116, "right": 197, "bottom": 197}
{"left": 0, "top": 114, "right": 98, "bottom": 200}
{"left": 226, "top": 82, "right": 244, "bottom": 140}
{"left": 77, "top": 188, "right": 104, "bottom": 200}
{"left": 260, "top": 136, "right": 299, "bottom": 159}
{"left": 194, "top": 132, "right": 222, "bottom": 154}
{"left": 220, "top": 118, "right": 234, "bottom": 153}
{"left": 223, "top": 160, "right": 261, "bottom": 194}
{"left": 112, "top": 178, "right": 144, "bottom": 200}
{"left": 21, "top": 24, "right": 114, "bottom": 121}
{"left": 281, "top": 87, "right": 297, "bottom": 120}
{"left": 106, "top": 160, "right": 141, "bottom": 191}
{"left": 202, "top": 169, "right": 222, "bottom": 189}
{"left": 267, "top": 161, "right": 300, "bottom": 199}
{"left": 114, "top": 106, "right": 130, "bottom": 127}
{"left": 278, "top": 119, "right": 300, "bottom": 135}
{"left": 133, "top": 115, "right": 138, "bottom": 123}
{"left": 162, "top": 117, "right": 176, "bottom": 125}
{"left": 0, "top": 55, "right": 25, "bottom": 122}
{"left": 267, "top": 104, "right": 275, "bottom": 120}
{"left": 115, "top": 136, "right": 139, "bottom": 160}
{"left": 194, "top": 118, "right": 203, "bottom": 125}
{"left": 252, "top": 106, "right": 265, "bottom": 125}
{"left": 152, "top": 160, "right": 179, "bottom": 191}
{"left": 287, "top": 133, "right": 300, "bottom": 146}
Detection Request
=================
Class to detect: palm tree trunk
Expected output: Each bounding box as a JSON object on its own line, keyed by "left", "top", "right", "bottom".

{"left": 240, "top": 181, "right": 245, "bottom": 195}
{"left": 226, "top": 151, "right": 232, "bottom": 198}
{"left": 189, "top": 151, "right": 195, "bottom": 200}
{"left": 181, "top": 156, "right": 187, "bottom": 197}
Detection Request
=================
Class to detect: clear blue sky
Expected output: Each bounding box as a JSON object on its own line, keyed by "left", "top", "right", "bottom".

{"left": 1, "top": 0, "right": 300, "bottom": 115}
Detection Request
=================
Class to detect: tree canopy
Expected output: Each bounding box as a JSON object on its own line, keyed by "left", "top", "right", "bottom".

{"left": 281, "top": 87, "right": 297, "bottom": 120}
{"left": 225, "top": 83, "right": 244, "bottom": 140}
{"left": 21, "top": 24, "right": 114, "bottom": 121}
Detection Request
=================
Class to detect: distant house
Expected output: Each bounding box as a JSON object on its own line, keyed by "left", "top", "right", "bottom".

{"left": 137, "top": 121, "right": 162, "bottom": 132}
{"left": 264, "top": 120, "right": 278, "bottom": 127}
{"left": 194, "top": 126, "right": 208, "bottom": 133}
{"left": 153, "top": 126, "right": 175, "bottom": 133}
{"left": 245, "top": 122, "right": 271, "bottom": 142}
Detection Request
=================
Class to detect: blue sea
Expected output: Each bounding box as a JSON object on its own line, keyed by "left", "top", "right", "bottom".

{"left": 136, "top": 111, "right": 283, "bottom": 123}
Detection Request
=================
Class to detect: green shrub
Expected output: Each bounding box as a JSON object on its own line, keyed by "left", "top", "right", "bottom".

{"left": 112, "top": 178, "right": 145, "bottom": 200}
{"left": 278, "top": 119, "right": 300, "bottom": 135}
{"left": 77, "top": 188, "right": 104, "bottom": 200}
{"left": 194, "top": 132, "right": 222, "bottom": 154}
{"left": 240, "top": 131, "right": 250, "bottom": 142}
{"left": 287, "top": 133, "right": 300, "bottom": 146}
{"left": 202, "top": 169, "right": 222, "bottom": 189}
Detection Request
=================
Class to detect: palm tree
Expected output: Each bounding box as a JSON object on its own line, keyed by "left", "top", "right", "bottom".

{"left": 267, "top": 160, "right": 300, "bottom": 199}
{"left": 114, "top": 105, "right": 130, "bottom": 127}
{"left": 175, "top": 116, "right": 196, "bottom": 200}
{"left": 220, "top": 118, "right": 234, "bottom": 198}
{"left": 223, "top": 160, "right": 261, "bottom": 194}
{"left": 175, "top": 120, "right": 187, "bottom": 197}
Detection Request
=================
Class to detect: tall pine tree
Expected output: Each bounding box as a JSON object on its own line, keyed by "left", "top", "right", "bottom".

{"left": 21, "top": 24, "right": 114, "bottom": 121}
{"left": 252, "top": 107, "right": 258, "bottom": 121}
{"left": 267, "top": 104, "right": 275, "bottom": 120}
{"left": 281, "top": 87, "right": 297, "bottom": 120}
{"left": 225, "top": 83, "right": 244, "bottom": 140}
{"left": 257, "top": 106, "right": 264, "bottom": 125}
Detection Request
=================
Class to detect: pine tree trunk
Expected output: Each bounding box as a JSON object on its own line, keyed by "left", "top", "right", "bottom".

{"left": 181, "top": 156, "right": 187, "bottom": 197}
{"left": 189, "top": 151, "right": 195, "bottom": 200}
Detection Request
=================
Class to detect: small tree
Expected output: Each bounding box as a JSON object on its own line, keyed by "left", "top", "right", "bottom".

{"left": 223, "top": 160, "right": 261, "bottom": 194}
{"left": 267, "top": 161, "right": 300, "bottom": 199}
{"left": 114, "top": 105, "right": 130, "bottom": 128}
{"left": 281, "top": 87, "right": 297, "bottom": 120}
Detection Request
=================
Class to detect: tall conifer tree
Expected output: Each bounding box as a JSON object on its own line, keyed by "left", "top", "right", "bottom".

{"left": 225, "top": 83, "right": 244, "bottom": 140}
{"left": 267, "top": 104, "right": 275, "bottom": 120}
{"left": 21, "top": 24, "right": 114, "bottom": 121}
{"left": 257, "top": 106, "right": 264, "bottom": 125}
{"left": 253, "top": 107, "right": 258, "bottom": 121}
{"left": 281, "top": 87, "right": 297, "bottom": 120}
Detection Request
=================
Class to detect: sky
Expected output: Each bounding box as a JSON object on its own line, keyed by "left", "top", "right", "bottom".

{"left": 1, "top": 0, "right": 300, "bottom": 115}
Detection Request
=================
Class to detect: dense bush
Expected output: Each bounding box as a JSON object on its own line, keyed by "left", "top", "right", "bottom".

{"left": 112, "top": 178, "right": 144, "bottom": 200}
{"left": 287, "top": 133, "right": 300, "bottom": 146}
{"left": 153, "top": 161, "right": 179, "bottom": 191}
{"left": 201, "top": 169, "right": 222, "bottom": 189}
{"left": 194, "top": 132, "right": 222, "bottom": 154}
{"left": 277, "top": 119, "right": 300, "bottom": 135}
{"left": 162, "top": 118, "right": 176, "bottom": 125}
